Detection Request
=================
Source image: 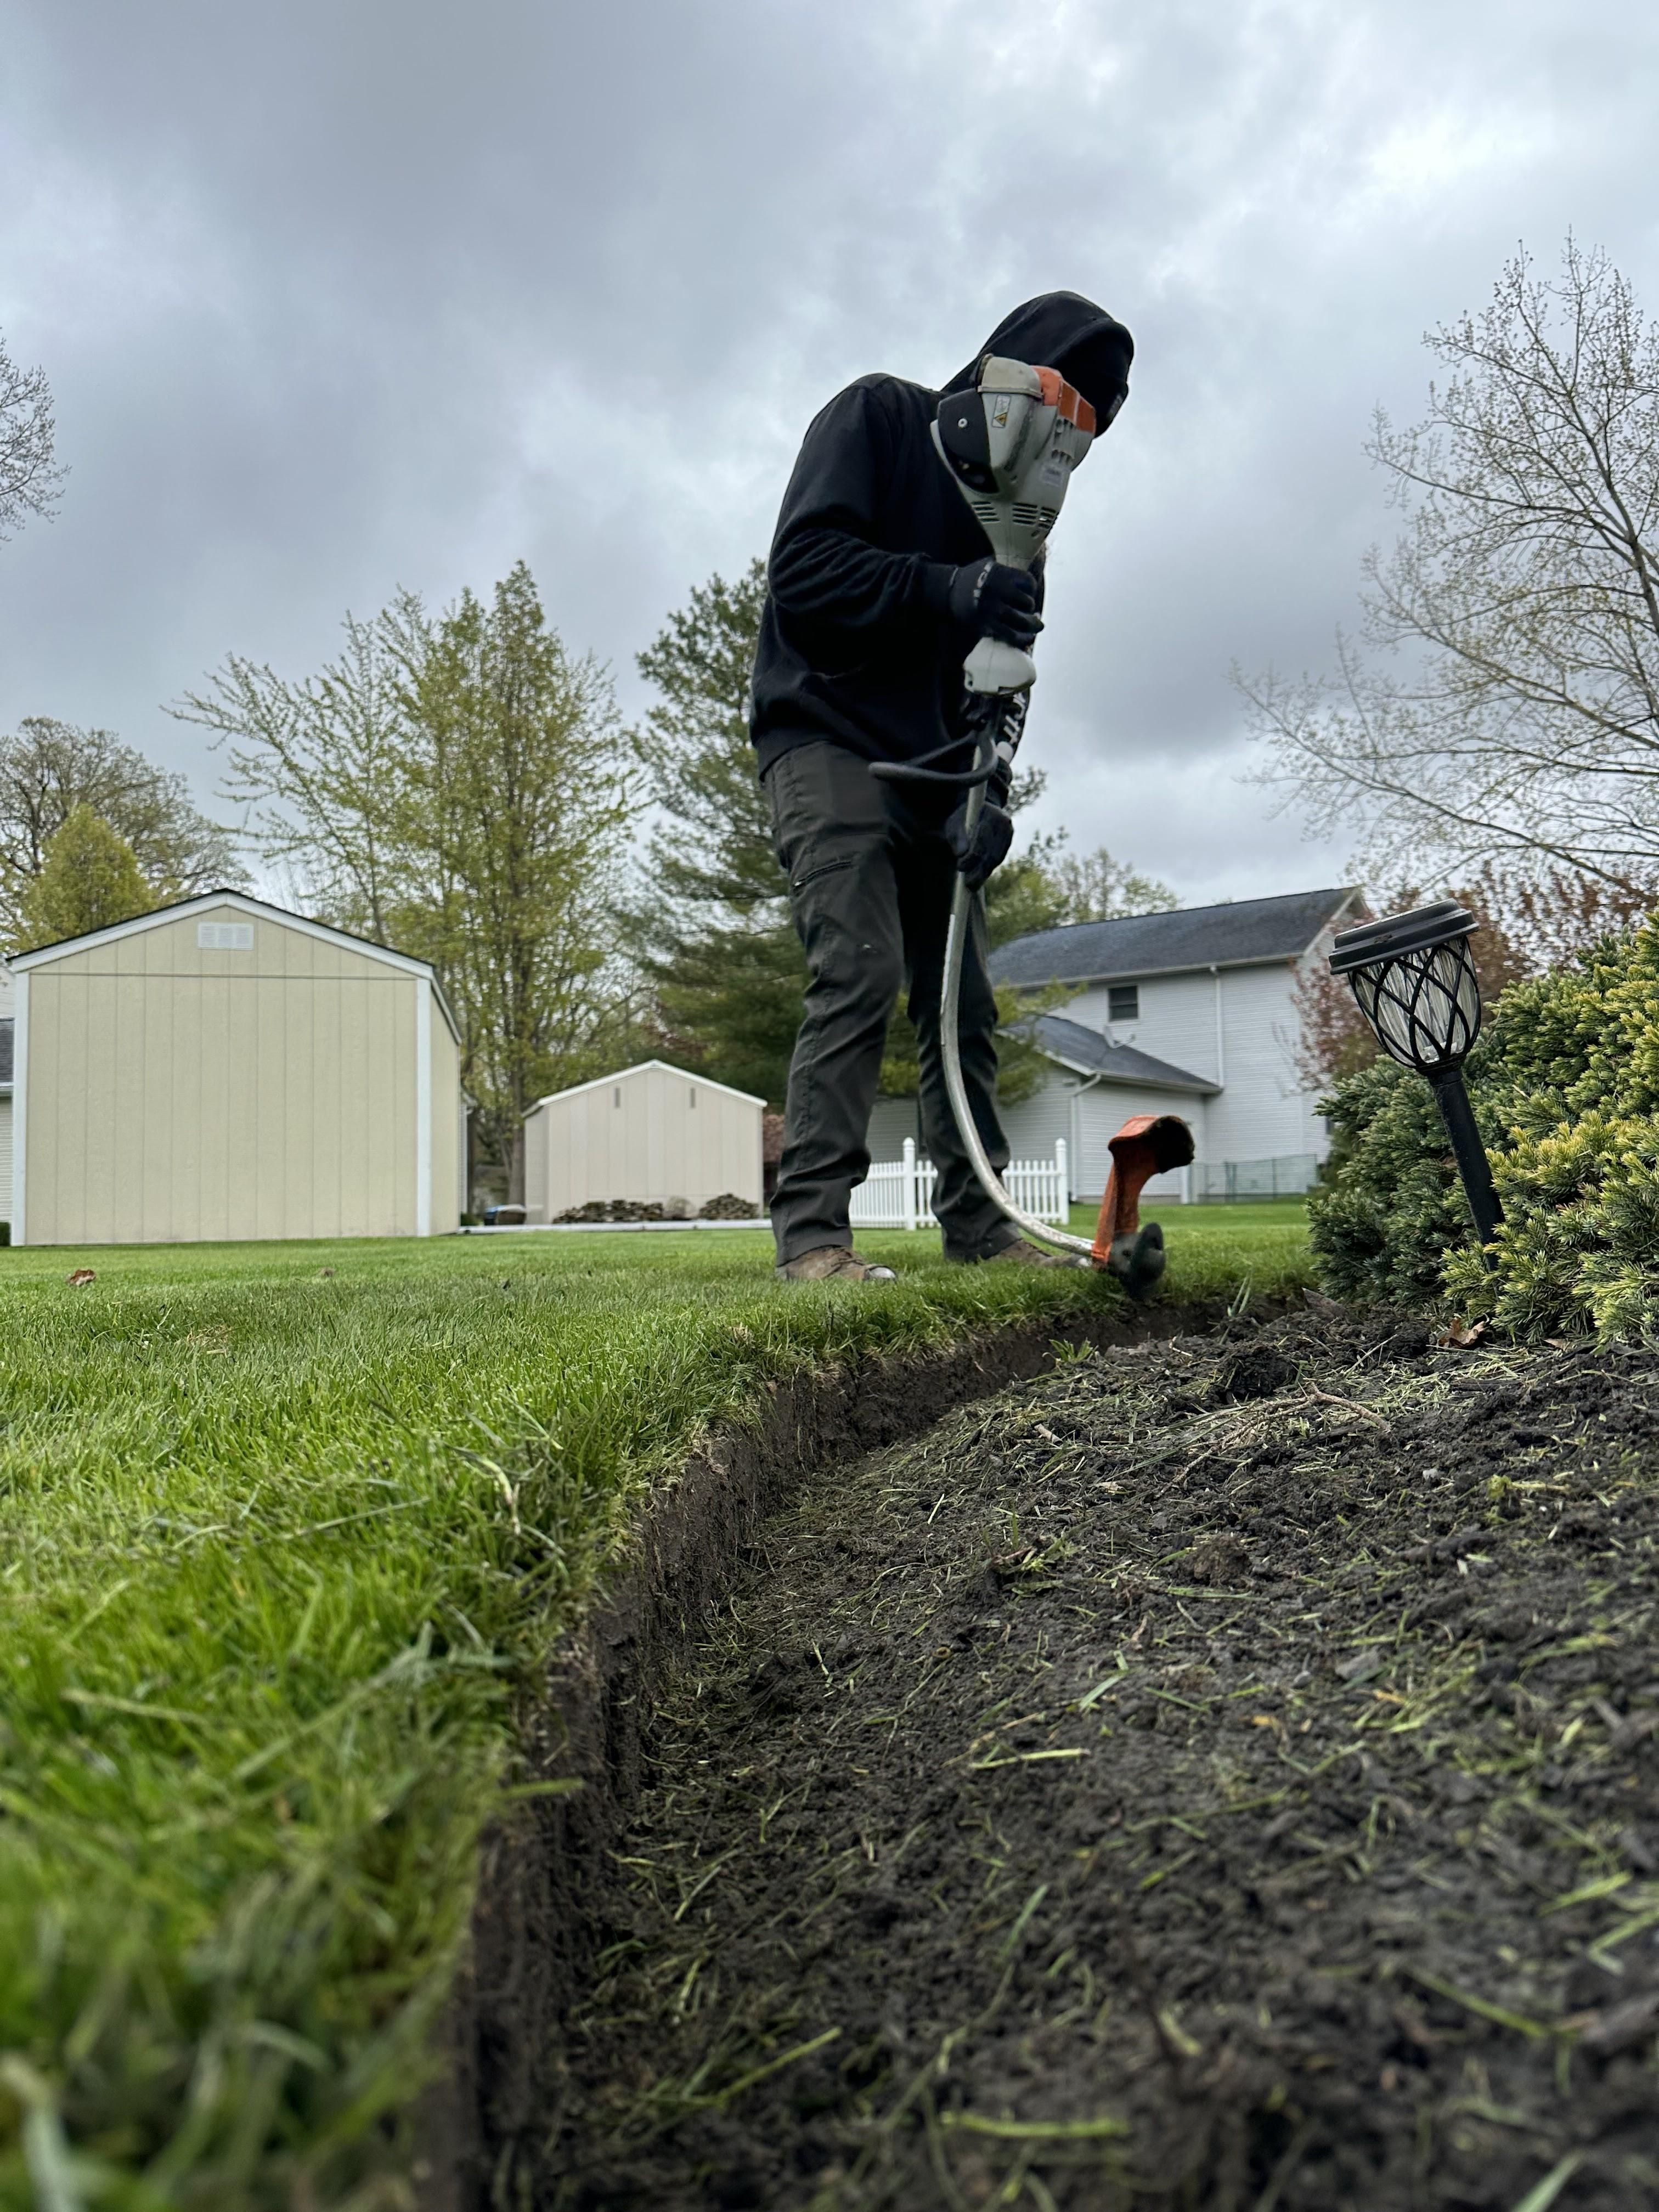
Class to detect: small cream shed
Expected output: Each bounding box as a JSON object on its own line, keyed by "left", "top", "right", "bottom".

{"left": 9, "top": 890, "right": 463, "bottom": 1245}
{"left": 524, "top": 1062, "right": 764, "bottom": 1220}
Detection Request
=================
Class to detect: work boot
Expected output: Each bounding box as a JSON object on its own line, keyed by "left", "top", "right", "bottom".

{"left": 983, "top": 1237, "right": 1088, "bottom": 1270}
{"left": 776, "top": 1245, "right": 898, "bottom": 1284}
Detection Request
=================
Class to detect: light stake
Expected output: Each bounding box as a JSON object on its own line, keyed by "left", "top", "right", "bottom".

{"left": 1328, "top": 902, "right": 1503, "bottom": 1261}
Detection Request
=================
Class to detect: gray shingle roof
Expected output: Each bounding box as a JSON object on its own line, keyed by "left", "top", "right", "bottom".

{"left": 1026, "top": 1014, "right": 1218, "bottom": 1094}
{"left": 0, "top": 1018, "right": 11, "bottom": 1086}
{"left": 991, "top": 885, "right": 1360, "bottom": 988}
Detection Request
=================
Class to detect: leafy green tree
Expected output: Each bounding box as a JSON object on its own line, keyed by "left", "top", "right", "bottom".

{"left": 176, "top": 564, "right": 636, "bottom": 1201}
{"left": 983, "top": 842, "right": 1070, "bottom": 950}
{"left": 0, "top": 717, "right": 238, "bottom": 942}
{"left": 402, "top": 566, "right": 635, "bottom": 1192}
{"left": 173, "top": 602, "right": 422, "bottom": 940}
{"left": 1047, "top": 846, "right": 1178, "bottom": 923}
{"left": 14, "top": 805, "right": 156, "bottom": 948}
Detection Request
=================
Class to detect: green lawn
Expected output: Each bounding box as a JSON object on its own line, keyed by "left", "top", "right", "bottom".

{"left": 0, "top": 1204, "right": 1310, "bottom": 2208}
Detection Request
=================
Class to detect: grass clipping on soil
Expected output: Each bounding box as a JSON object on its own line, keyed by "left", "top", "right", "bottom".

{"left": 0, "top": 1221, "right": 1313, "bottom": 2209}
{"left": 1312, "top": 909, "right": 1659, "bottom": 1338}
{"left": 551, "top": 1313, "right": 1659, "bottom": 2211}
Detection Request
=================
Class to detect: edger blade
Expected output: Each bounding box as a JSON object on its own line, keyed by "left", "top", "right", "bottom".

{"left": 1092, "top": 1114, "right": 1196, "bottom": 1299}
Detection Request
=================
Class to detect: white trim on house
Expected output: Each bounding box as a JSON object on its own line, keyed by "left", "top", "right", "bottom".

{"left": 11, "top": 972, "right": 26, "bottom": 1246}
{"left": 528, "top": 1059, "right": 768, "bottom": 1111}
{"left": 10, "top": 889, "right": 463, "bottom": 1045}
{"left": 415, "top": 979, "right": 433, "bottom": 1238}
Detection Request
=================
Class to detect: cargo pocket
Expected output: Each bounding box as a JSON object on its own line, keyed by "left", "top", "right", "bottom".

{"left": 791, "top": 854, "right": 856, "bottom": 896}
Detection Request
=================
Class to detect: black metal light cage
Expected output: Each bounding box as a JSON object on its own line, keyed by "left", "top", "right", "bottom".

{"left": 1327, "top": 900, "right": 1503, "bottom": 1257}
{"left": 1328, "top": 901, "right": 1482, "bottom": 1075}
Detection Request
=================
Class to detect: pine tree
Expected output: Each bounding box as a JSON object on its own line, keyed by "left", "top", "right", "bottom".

{"left": 631, "top": 560, "right": 807, "bottom": 1105}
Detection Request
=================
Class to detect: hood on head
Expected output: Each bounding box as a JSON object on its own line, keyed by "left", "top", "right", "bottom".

{"left": 947, "top": 291, "right": 1133, "bottom": 421}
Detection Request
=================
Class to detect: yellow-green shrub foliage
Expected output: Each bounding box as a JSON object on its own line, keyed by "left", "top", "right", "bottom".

{"left": 1311, "top": 915, "right": 1659, "bottom": 1338}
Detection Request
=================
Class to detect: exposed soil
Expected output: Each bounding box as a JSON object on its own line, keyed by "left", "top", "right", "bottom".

{"left": 430, "top": 1305, "right": 1215, "bottom": 2210}
{"left": 543, "top": 1313, "right": 1659, "bottom": 2210}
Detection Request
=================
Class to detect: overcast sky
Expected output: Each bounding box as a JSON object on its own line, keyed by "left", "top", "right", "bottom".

{"left": 3, "top": 0, "right": 1657, "bottom": 908}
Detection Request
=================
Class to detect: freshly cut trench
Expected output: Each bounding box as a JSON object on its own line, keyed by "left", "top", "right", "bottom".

{"left": 546, "top": 1317, "right": 1659, "bottom": 2210}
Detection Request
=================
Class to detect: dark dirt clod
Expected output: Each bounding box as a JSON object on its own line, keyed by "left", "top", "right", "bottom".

{"left": 541, "top": 1316, "right": 1659, "bottom": 2209}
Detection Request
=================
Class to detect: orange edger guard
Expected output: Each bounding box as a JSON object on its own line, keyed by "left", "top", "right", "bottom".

{"left": 1091, "top": 1113, "right": 1196, "bottom": 1296}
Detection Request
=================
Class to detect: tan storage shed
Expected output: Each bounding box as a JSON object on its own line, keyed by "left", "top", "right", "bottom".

{"left": 0, "top": 992, "right": 13, "bottom": 1236}
{"left": 524, "top": 1062, "right": 764, "bottom": 1221}
{"left": 9, "top": 891, "right": 463, "bottom": 1245}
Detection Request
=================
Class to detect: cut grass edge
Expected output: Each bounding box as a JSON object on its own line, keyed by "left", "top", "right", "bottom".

{"left": 0, "top": 1218, "right": 1312, "bottom": 2208}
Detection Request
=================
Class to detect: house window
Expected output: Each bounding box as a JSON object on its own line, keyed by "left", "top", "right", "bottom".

{"left": 1108, "top": 983, "right": 1139, "bottom": 1022}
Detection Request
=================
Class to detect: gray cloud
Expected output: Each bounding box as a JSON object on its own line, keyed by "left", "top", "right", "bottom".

{"left": 3, "top": 0, "right": 1657, "bottom": 902}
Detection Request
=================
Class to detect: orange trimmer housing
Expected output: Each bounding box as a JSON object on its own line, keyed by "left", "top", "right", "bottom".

{"left": 1091, "top": 1114, "right": 1196, "bottom": 1290}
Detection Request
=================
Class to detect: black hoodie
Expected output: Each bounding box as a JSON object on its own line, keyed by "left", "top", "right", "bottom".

{"left": 749, "top": 292, "right": 1132, "bottom": 777}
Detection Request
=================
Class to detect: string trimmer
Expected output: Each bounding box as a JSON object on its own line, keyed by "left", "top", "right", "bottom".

{"left": 872, "top": 354, "right": 1192, "bottom": 1295}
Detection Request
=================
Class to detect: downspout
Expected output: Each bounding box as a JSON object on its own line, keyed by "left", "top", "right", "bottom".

{"left": 1210, "top": 964, "right": 1225, "bottom": 1087}
{"left": 1069, "top": 1070, "right": 1102, "bottom": 1193}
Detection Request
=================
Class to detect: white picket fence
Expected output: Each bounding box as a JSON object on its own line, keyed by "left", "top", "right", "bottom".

{"left": 849, "top": 1137, "right": 1070, "bottom": 1231}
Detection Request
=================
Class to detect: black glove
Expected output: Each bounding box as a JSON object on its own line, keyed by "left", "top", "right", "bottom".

{"left": 946, "top": 557, "right": 1042, "bottom": 649}
{"left": 945, "top": 764, "right": 1015, "bottom": 893}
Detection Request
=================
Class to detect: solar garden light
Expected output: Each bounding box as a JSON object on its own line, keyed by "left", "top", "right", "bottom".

{"left": 1328, "top": 901, "right": 1504, "bottom": 1262}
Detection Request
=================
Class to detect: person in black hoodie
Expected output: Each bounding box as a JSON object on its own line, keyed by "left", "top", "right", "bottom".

{"left": 755, "top": 292, "right": 1133, "bottom": 1282}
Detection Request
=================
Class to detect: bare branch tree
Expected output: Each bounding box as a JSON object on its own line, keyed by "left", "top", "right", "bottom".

{"left": 0, "top": 331, "right": 66, "bottom": 540}
{"left": 1243, "top": 240, "right": 1659, "bottom": 895}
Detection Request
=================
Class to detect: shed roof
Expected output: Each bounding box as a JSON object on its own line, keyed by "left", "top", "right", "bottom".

{"left": 528, "top": 1060, "right": 767, "bottom": 1112}
{"left": 9, "top": 889, "right": 460, "bottom": 1041}
{"left": 991, "top": 885, "right": 1361, "bottom": 987}
{"left": 1027, "top": 1014, "right": 1218, "bottom": 1094}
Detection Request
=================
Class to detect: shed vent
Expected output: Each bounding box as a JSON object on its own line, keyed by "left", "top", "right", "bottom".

{"left": 198, "top": 922, "right": 253, "bottom": 950}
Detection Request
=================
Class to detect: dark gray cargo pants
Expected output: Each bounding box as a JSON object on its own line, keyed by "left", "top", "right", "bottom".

{"left": 765, "top": 737, "right": 1018, "bottom": 1265}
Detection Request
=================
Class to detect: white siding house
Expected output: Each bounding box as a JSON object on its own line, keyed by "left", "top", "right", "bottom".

{"left": 866, "top": 886, "right": 1362, "bottom": 1200}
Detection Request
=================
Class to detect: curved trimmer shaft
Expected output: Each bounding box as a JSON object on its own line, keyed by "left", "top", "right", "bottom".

{"left": 937, "top": 775, "right": 1101, "bottom": 1264}
{"left": 895, "top": 345, "right": 1179, "bottom": 1286}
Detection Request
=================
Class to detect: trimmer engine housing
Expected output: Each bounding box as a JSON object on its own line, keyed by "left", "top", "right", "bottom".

{"left": 931, "top": 355, "right": 1098, "bottom": 693}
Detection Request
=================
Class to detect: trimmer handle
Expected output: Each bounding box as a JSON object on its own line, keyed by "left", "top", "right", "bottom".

{"left": 868, "top": 754, "right": 1001, "bottom": 791}
{"left": 868, "top": 691, "right": 1024, "bottom": 789}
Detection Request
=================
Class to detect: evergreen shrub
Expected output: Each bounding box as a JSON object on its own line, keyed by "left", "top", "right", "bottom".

{"left": 1311, "top": 914, "right": 1659, "bottom": 1338}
